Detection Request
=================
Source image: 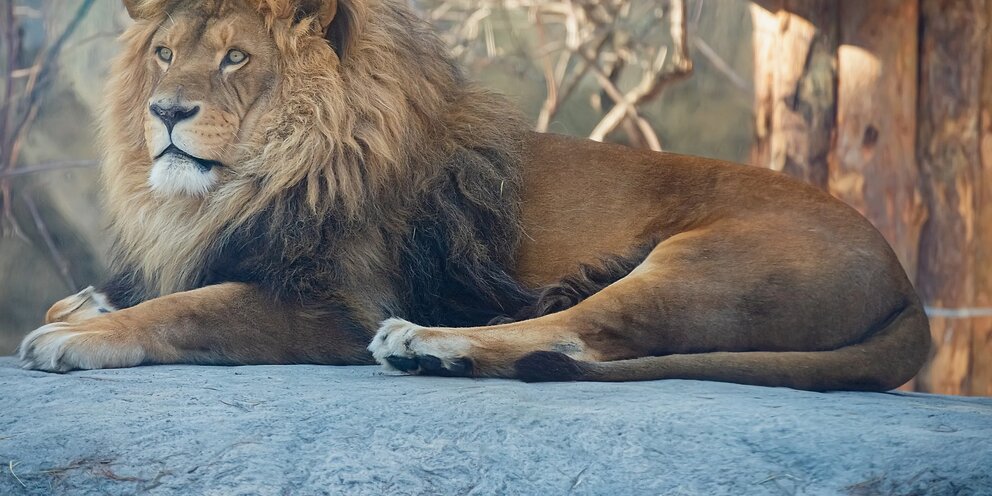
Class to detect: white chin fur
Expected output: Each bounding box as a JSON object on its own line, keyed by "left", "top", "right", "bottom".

{"left": 149, "top": 154, "right": 218, "bottom": 197}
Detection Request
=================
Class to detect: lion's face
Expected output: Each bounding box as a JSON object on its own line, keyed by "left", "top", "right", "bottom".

{"left": 139, "top": 2, "right": 279, "bottom": 197}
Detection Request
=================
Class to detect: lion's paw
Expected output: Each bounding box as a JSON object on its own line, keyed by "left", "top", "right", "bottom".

{"left": 45, "top": 286, "right": 116, "bottom": 324}
{"left": 19, "top": 320, "right": 145, "bottom": 373}
{"left": 368, "top": 318, "right": 474, "bottom": 376}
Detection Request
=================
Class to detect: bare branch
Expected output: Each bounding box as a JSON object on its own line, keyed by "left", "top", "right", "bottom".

{"left": 0, "top": 159, "right": 99, "bottom": 179}
{"left": 22, "top": 190, "right": 77, "bottom": 292}
{"left": 422, "top": 0, "right": 693, "bottom": 150}
{"left": 691, "top": 34, "right": 750, "bottom": 95}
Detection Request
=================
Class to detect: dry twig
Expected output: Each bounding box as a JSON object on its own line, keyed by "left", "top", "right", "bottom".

{"left": 21, "top": 190, "right": 77, "bottom": 291}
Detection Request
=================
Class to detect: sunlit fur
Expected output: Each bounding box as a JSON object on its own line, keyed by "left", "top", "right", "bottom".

{"left": 102, "top": 0, "right": 528, "bottom": 303}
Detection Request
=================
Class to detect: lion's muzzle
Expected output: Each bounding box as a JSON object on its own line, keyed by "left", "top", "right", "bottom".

{"left": 149, "top": 102, "right": 200, "bottom": 131}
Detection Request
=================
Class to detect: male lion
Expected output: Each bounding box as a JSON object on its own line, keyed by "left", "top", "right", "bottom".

{"left": 19, "top": 0, "right": 930, "bottom": 392}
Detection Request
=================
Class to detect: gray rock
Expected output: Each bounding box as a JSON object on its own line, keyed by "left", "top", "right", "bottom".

{"left": 1, "top": 357, "right": 990, "bottom": 495}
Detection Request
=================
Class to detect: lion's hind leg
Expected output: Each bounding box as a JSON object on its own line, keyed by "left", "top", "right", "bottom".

{"left": 368, "top": 235, "right": 707, "bottom": 378}
{"left": 370, "top": 219, "right": 930, "bottom": 391}
{"left": 504, "top": 221, "right": 931, "bottom": 391}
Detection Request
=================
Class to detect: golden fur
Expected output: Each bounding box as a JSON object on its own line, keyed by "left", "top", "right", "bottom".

{"left": 19, "top": 0, "right": 931, "bottom": 391}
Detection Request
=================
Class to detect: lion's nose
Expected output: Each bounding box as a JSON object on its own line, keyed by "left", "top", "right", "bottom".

{"left": 149, "top": 103, "right": 200, "bottom": 130}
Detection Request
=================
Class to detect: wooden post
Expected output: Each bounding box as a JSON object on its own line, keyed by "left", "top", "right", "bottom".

{"left": 751, "top": 1, "right": 926, "bottom": 280}
{"left": 830, "top": 0, "right": 926, "bottom": 283}
{"left": 975, "top": 1, "right": 992, "bottom": 397}
{"left": 914, "top": 0, "right": 992, "bottom": 396}
{"left": 750, "top": 0, "right": 837, "bottom": 190}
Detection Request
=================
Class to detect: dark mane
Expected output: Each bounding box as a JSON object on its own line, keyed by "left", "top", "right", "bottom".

{"left": 397, "top": 143, "right": 536, "bottom": 327}
{"left": 190, "top": 138, "right": 536, "bottom": 327}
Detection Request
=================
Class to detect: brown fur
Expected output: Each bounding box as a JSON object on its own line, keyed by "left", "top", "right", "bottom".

{"left": 19, "top": 0, "right": 930, "bottom": 391}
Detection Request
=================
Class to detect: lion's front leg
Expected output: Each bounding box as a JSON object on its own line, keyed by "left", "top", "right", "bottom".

{"left": 368, "top": 316, "right": 594, "bottom": 378}
{"left": 20, "top": 283, "right": 374, "bottom": 372}
{"left": 19, "top": 317, "right": 147, "bottom": 372}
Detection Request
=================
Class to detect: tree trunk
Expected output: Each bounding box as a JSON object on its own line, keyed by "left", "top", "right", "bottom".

{"left": 830, "top": 0, "right": 926, "bottom": 283}
{"left": 914, "top": 0, "right": 992, "bottom": 396}
{"left": 750, "top": 0, "right": 836, "bottom": 190}
{"left": 751, "top": 1, "right": 926, "bottom": 281}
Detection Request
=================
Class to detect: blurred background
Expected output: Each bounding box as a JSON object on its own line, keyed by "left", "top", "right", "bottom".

{"left": 0, "top": 0, "right": 988, "bottom": 396}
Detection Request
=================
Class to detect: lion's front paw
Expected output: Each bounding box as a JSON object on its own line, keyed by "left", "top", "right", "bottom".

{"left": 368, "top": 318, "right": 474, "bottom": 376}
{"left": 19, "top": 320, "right": 145, "bottom": 373}
{"left": 45, "top": 286, "right": 117, "bottom": 324}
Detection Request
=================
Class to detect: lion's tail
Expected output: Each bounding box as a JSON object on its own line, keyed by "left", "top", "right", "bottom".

{"left": 513, "top": 302, "right": 931, "bottom": 392}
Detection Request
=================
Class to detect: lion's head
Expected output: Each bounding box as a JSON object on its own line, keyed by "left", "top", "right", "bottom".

{"left": 112, "top": 0, "right": 365, "bottom": 198}
{"left": 101, "top": 0, "right": 527, "bottom": 305}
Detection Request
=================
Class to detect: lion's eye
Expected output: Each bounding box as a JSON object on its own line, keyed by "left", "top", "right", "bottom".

{"left": 223, "top": 49, "right": 248, "bottom": 66}
{"left": 156, "top": 46, "right": 173, "bottom": 63}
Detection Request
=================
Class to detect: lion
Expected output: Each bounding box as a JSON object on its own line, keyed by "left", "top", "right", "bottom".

{"left": 17, "top": 0, "right": 930, "bottom": 392}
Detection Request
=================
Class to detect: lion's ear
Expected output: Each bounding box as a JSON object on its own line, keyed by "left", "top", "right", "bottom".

{"left": 296, "top": 0, "right": 337, "bottom": 30}
{"left": 122, "top": 0, "right": 143, "bottom": 19}
{"left": 296, "top": 0, "right": 363, "bottom": 60}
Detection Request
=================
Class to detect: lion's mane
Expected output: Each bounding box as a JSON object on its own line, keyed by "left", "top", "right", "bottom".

{"left": 99, "top": 0, "right": 535, "bottom": 327}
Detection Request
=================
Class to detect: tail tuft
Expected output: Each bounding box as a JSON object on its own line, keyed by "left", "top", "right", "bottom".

{"left": 515, "top": 351, "right": 588, "bottom": 382}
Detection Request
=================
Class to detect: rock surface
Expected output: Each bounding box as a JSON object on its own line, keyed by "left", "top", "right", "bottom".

{"left": 1, "top": 357, "right": 990, "bottom": 495}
